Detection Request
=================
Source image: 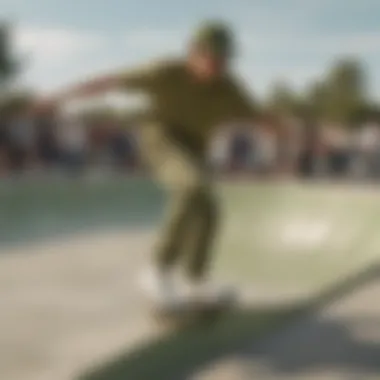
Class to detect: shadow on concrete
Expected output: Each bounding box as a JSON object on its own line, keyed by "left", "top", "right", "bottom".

{"left": 78, "top": 263, "right": 380, "bottom": 380}
{"left": 78, "top": 305, "right": 299, "bottom": 380}
{"left": 238, "top": 264, "right": 380, "bottom": 378}
{"left": 244, "top": 315, "right": 380, "bottom": 378}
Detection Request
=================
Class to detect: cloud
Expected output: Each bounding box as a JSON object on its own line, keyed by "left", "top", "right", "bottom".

{"left": 123, "top": 29, "right": 185, "bottom": 57}
{"left": 324, "top": 33, "right": 380, "bottom": 55}
{"left": 12, "top": 25, "right": 106, "bottom": 92}
{"left": 125, "top": 29, "right": 183, "bottom": 48}
{"left": 240, "top": 31, "right": 380, "bottom": 57}
{"left": 12, "top": 23, "right": 380, "bottom": 100}
{"left": 288, "top": 33, "right": 380, "bottom": 56}
{"left": 238, "top": 30, "right": 380, "bottom": 95}
{"left": 14, "top": 25, "right": 104, "bottom": 64}
{"left": 13, "top": 26, "right": 185, "bottom": 92}
{"left": 123, "top": 26, "right": 380, "bottom": 65}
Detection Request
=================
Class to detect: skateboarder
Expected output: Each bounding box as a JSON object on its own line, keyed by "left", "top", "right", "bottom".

{"left": 37, "top": 20, "right": 258, "bottom": 308}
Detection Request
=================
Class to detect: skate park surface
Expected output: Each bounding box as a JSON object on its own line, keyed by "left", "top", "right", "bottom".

{"left": 1, "top": 177, "right": 380, "bottom": 379}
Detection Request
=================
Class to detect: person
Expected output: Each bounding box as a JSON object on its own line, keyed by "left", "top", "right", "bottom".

{"left": 7, "top": 108, "right": 36, "bottom": 173}
{"left": 0, "top": 114, "right": 10, "bottom": 175}
{"left": 57, "top": 114, "right": 88, "bottom": 175}
{"left": 35, "top": 114, "right": 60, "bottom": 170}
{"left": 36, "top": 20, "right": 259, "bottom": 307}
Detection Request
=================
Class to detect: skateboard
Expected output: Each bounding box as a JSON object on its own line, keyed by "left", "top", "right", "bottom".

{"left": 151, "top": 297, "right": 236, "bottom": 327}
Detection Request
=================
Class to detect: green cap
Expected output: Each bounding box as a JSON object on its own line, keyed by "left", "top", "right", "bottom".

{"left": 191, "top": 20, "right": 235, "bottom": 58}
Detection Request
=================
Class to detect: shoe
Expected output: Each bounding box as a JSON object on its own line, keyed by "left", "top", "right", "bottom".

{"left": 138, "top": 266, "right": 182, "bottom": 309}
{"left": 182, "top": 279, "right": 237, "bottom": 306}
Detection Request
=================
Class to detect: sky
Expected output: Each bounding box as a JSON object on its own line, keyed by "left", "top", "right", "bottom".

{"left": 2, "top": 0, "right": 380, "bottom": 100}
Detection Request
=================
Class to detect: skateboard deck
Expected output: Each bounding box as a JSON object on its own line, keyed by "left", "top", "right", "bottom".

{"left": 151, "top": 298, "right": 236, "bottom": 327}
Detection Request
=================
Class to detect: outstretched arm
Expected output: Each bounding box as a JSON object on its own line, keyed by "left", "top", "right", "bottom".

{"left": 58, "top": 73, "right": 122, "bottom": 100}
{"left": 59, "top": 63, "right": 161, "bottom": 100}
{"left": 32, "top": 62, "right": 162, "bottom": 112}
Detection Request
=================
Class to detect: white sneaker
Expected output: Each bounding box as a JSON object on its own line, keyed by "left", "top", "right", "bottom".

{"left": 182, "top": 279, "right": 237, "bottom": 306}
{"left": 138, "top": 266, "right": 182, "bottom": 309}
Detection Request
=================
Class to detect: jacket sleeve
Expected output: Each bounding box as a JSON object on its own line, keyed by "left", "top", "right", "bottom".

{"left": 119, "top": 61, "right": 167, "bottom": 90}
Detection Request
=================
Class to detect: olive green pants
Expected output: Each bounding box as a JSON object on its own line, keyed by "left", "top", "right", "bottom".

{"left": 140, "top": 123, "right": 219, "bottom": 280}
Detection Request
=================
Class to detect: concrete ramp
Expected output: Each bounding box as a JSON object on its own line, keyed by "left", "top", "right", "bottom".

{"left": 194, "top": 265, "right": 380, "bottom": 380}
{"left": 217, "top": 182, "right": 380, "bottom": 291}
{"left": 0, "top": 231, "right": 156, "bottom": 380}
{"left": 1, "top": 179, "right": 380, "bottom": 380}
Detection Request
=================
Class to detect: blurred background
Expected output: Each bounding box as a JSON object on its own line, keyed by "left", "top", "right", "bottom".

{"left": 1, "top": 49, "right": 380, "bottom": 181}
{"left": 1, "top": 2, "right": 380, "bottom": 182}
{"left": 2, "top": 1, "right": 380, "bottom": 380}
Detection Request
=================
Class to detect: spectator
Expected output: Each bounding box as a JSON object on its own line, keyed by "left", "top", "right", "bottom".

{"left": 353, "top": 121, "right": 380, "bottom": 178}
{"left": 109, "top": 125, "right": 138, "bottom": 171}
{"left": 277, "top": 116, "right": 303, "bottom": 175}
{"left": 297, "top": 120, "right": 320, "bottom": 178}
{"left": 253, "top": 123, "right": 278, "bottom": 175}
{"left": 229, "top": 125, "right": 253, "bottom": 172}
{"left": 323, "top": 124, "right": 352, "bottom": 177}
{"left": 7, "top": 109, "right": 36, "bottom": 172}
{"left": 57, "top": 116, "right": 88, "bottom": 175}
{"left": 35, "top": 116, "right": 61, "bottom": 169}
{"left": 209, "top": 127, "right": 231, "bottom": 173}
{"left": 0, "top": 115, "right": 10, "bottom": 176}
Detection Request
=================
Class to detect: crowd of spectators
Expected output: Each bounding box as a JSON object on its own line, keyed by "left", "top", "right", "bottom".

{"left": 212, "top": 118, "right": 380, "bottom": 180}
{"left": 0, "top": 109, "right": 138, "bottom": 177}
{"left": 1, "top": 107, "right": 380, "bottom": 181}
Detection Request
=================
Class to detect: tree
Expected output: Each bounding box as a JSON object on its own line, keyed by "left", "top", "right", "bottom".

{"left": 0, "top": 21, "right": 20, "bottom": 89}
{"left": 266, "top": 80, "right": 300, "bottom": 116}
{"left": 303, "top": 81, "right": 328, "bottom": 119}
{"left": 0, "top": 91, "right": 35, "bottom": 115}
{"left": 323, "top": 58, "right": 368, "bottom": 124}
